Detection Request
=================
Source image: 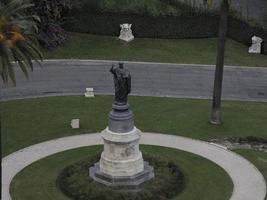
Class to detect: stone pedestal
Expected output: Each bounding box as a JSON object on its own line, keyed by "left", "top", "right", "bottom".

{"left": 108, "top": 103, "right": 134, "bottom": 133}
{"left": 89, "top": 103, "right": 154, "bottom": 189}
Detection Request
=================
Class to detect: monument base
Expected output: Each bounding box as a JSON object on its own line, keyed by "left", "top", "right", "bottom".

{"left": 89, "top": 161, "right": 154, "bottom": 190}
{"left": 89, "top": 127, "right": 154, "bottom": 190}
{"left": 89, "top": 100, "right": 154, "bottom": 190}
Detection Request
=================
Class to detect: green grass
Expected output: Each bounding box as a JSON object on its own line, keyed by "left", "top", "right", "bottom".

{"left": 10, "top": 145, "right": 233, "bottom": 200}
{"left": 1, "top": 96, "right": 267, "bottom": 157}
{"left": 43, "top": 32, "right": 267, "bottom": 67}
{"left": 234, "top": 149, "right": 267, "bottom": 200}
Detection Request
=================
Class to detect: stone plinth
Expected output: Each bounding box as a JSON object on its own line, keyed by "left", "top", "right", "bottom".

{"left": 108, "top": 103, "right": 134, "bottom": 133}
{"left": 100, "top": 127, "right": 144, "bottom": 176}
{"left": 89, "top": 161, "right": 154, "bottom": 190}
{"left": 89, "top": 103, "right": 154, "bottom": 189}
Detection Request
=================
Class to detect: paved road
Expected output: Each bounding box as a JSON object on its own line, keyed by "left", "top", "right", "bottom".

{"left": 2, "top": 132, "right": 266, "bottom": 200}
{"left": 1, "top": 60, "right": 267, "bottom": 101}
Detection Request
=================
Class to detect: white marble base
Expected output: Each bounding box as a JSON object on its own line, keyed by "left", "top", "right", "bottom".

{"left": 99, "top": 127, "right": 144, "bottom": 177}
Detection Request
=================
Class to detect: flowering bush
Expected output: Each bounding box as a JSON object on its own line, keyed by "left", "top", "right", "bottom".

{"left": 29, "top": 0, "right": 75, "bottom": 49}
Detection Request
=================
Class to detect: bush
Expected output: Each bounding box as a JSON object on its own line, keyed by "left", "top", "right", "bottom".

{"left": 57, "top": 153, "right": 184, "bottom": 200}
{"left": 28, "top": 0, "right": 76, "bottom": 49}
{"left": 64, "top": 12, "right": 219, "bottom": 39}
{"left": 75, "top": 0, "right": 208, "bottom": 17}
{"left": 64, "top": 0, "right": 267, "bottom": 55}
{"left": 228, "top": 16, "right": 267, "bottom": 55}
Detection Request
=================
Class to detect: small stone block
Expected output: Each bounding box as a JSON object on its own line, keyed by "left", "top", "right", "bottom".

{"left": 86, "top": 88, "right": 94, "bottom": 92}
{"left": 84, "top": 88, "right": 94, "bottom": 98}
{"left": 71, "top": 119, "right": 79, "bottom": 129}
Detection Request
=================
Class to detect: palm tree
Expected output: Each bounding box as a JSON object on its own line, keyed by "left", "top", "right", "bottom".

{"left": 210, "top": 0, "right": 229, "bottom": 124}
{"left": 0, "top": 0, "right": 43, "bottom": 85}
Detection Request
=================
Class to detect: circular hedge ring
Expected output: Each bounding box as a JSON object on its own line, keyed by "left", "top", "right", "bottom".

{"left": 57, "top": 153, "right": 184, "bottom": 200}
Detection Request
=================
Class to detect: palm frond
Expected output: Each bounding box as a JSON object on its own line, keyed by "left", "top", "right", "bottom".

{"left": 2, "top": 0, "right": 33, "bottom": 17}
{"left": 1, "top": 0, "right": 43, "bottom": 85}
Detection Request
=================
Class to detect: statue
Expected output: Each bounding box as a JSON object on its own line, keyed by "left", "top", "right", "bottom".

{"left": 110, "top": 63, "right": 131, "bottom": 105}
{"left": 249, "top": 36, "right": 263, "bottom": 54}
{"left": 89, "top": 62, "right": 154, "bottom": 189}
{"left": 118, "top": 23, "right": 134, "bottom": 42}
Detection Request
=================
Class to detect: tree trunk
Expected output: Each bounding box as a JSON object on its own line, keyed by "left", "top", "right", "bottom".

{"left": 210, "top": 0, "right": 229, "bottom": 125}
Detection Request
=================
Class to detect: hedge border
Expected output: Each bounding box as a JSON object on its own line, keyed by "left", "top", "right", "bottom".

{"left": 64, "top": 11, "right": 267, "bottom": 55}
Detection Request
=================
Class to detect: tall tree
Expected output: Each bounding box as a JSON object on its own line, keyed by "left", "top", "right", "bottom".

{"left": 210, "top": 0, "right": 229, "bottom": 125}
{"left": 0, "top": 0, "right": 43, "bottom": 85}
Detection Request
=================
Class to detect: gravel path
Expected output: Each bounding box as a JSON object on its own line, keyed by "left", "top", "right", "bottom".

{"left": 1, "top": 60, "right": 267, "bottom": 102}
{"left": 2, "top": 132, "right": 266, "bottom": 200}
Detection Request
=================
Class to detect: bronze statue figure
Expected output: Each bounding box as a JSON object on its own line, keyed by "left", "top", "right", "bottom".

{"left": 110, "top": 63, "right": 131, "bottom": 105}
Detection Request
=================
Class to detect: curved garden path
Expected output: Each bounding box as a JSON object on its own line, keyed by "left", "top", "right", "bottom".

{"left": 1, "top": 60, "right": 267, "bottom": 102}
{"left": 2, "top": 132, "right": 266, "bottom": 200}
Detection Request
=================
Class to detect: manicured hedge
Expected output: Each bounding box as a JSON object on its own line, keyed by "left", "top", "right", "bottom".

{"left": 64, "top": 12, "right": 219, "bottom": 39}
{"left": 64, "top": 3, "right": 267, "bottom": 55}
{"left": 228, "top": 16, "right": 267, "bottom": 54}
{"left": 57, "top": 153, "right": 184, "bottom": 200}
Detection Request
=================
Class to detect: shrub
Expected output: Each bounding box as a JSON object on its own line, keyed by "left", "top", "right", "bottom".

{"left": 0, "top": 0, "right": 43, "bottom": 85}
{"left": 64, "top": 0, "right": 267, "bottom": 55}
{"left": 57, "top": 153, "right": 184, "bottom": 200}
{"left": 64, "top": 12, "right": 219, "bottom": 39}
{"left": 228, "top": 16, "right": 267, "bottom": 54}
{"left": 28, "top": 0, "right": 76, "bottom": 49}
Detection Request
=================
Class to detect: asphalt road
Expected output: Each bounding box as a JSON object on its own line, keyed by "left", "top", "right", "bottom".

{"left": 1, "top": 60, "right": 267, "bottom": 101}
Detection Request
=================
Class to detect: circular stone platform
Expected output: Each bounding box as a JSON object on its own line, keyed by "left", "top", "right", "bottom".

{"left": 2, "top": 133, "right": 266, "bottom": 200}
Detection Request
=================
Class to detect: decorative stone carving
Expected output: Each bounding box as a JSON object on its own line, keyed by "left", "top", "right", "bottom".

{"left": 118, "top": 23, "right": 134, "bottom": 42}
{"left": 71, "top": 119, "right": 79, "bottom": 129}
{"left": 99, "top": 127, "right": 144, "bottom": 177}
{"left": 84, "top": 88, "right": 94, "bottom": 98}
{"left": 249, "top": 36, "right": 263, "bottom": 54}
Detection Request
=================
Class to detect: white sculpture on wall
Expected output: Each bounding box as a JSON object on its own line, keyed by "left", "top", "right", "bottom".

{"left": 249, "top": 36, "right": 263, "bottom": 54}
{"left": 118, "top": 23, "right": 134, "bottom": 42}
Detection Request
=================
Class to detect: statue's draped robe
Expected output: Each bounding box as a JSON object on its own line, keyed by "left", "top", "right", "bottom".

{"left": 110, "top": 66, "right": 131, "bottom": 104}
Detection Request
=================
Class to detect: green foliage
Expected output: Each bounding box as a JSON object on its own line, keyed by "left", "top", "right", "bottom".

{"left": 228, "top": 136, "right": 267, "bottom": 144}
{"left": 2, "top": 96, "right": 267, "bottom": 157}
{"left": 10, "top": 145, "right": 233, "bottom": 200}
{"left": 58, "top": 153, "right": 184, "bottom": 200}
{"left": 28, "top": 0, "right": 75, "bottom": 49}
{"left": 102, "top": 0, "right": 179, "bottom": 17}
{"left": 44, "top": 33, "right": 267, "bottom": 67}
{"left": 0, "top": 0, "right": 43, "bottom": 85}
{"left": 65, "top": 0, "right": 267, "bottom": 55}
{"left": 73, "top": 0, "right": 211, "bottom": 17}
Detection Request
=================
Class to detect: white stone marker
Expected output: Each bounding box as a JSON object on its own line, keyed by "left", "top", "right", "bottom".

{"left": 71, "top": 119, "right": 79, "bottom": 129}
{"left": 249, "top": 36, "right": 263, "bottom": 54}
{"left": 118, "top": 23, "right": 134, "bottom": 42}
{"left": 84, "top": 88, "right": 94, "bottom": 98}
